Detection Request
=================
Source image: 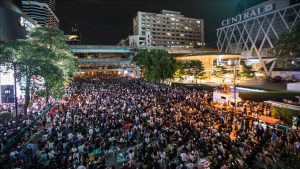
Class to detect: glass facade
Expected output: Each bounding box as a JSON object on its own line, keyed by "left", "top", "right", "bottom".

{"left": 217, "top": 0, "right": 300, "bottom": 75}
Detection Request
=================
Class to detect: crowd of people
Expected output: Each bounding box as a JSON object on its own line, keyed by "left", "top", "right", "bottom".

{"left": 1, "top": 78, "right": 300, "bottom": 169}
{"left": 0, "top": 98, "right": 49, "bottom": 167}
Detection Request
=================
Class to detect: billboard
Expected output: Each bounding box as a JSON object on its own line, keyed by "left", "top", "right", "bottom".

{"left": 1, "top": 85, "right": 14, "bottom": 103}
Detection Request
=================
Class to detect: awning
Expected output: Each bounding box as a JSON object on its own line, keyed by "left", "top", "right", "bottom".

{"left": 259, "top": 115, "right": 283, "bottom": 125}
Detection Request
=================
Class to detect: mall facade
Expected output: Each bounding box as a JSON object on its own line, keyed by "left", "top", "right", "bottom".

{"left": 217, "top": 0, "right": 300, "bottom": 76}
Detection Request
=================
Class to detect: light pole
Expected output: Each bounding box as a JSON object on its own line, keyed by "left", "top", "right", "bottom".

{"left": 13, "top": 62, "right": 18, "bottom": 117}
{"left": 228, "top": 60, "right": 237, "bottom": 114}
{"left": 0, "top": 67, "right": 2, "bottom": 104}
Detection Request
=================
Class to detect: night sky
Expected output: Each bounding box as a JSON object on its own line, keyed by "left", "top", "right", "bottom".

{"left": 56, "top": 0, "right": 267, "bottom": 47}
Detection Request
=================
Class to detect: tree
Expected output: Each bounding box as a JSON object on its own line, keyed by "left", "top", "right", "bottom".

{"left": 1, "top": 40, "right": 51, "bottom": 113}
{"left": 173, "top": 61, "right": 184, "bottom": 80}
{"left": 273, "top": 24, "right": 300, "bottom": 68}
{"left": 0, "top": 27, "right": 77, "bottom": 114}
{"left": 0, "top": 41, "right": 12, "bottom": 66}
{"left": 28, "top": 27, "right": 78, "bottom": 90}
{"left": 213, "top": 66, "right": 227, "bottom": 78}
{"left": 239, "top": 64, "right": 255, "bottom": 78}
{"left": 179, "top": 61, "right": 205, "bottom": 83}
{"left": 189, "top": 60, "right": 205, "bottom": 83}
{"left": 133, "top": 49, "right": 176, "bottom": 82}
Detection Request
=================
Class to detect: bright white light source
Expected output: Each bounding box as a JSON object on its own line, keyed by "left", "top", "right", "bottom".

{"left": 187, "top": 76, "right": 194, "bottom": 81}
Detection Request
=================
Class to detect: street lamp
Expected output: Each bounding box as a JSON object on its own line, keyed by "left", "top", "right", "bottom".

{"left": 228, "top": 60, "right": 237, "bottom": 114}
{"left": 13, "top": 62, "right": 18, "bottom": 117}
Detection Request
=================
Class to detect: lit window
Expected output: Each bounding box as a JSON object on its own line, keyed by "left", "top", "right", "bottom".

{"left": 180, "top": 34, "right": 184, "bottom": 37}
{"left": 171, "top": 18, "right": 175, "bottom": 21}
{"left": 184, "top": 27, "right": 189, "bottom": 30}
{"left": 196, "top": 21, "right": 200, "bottom": 24}
{"left": 167, "top": 33, "right": 171, "bottom": 36}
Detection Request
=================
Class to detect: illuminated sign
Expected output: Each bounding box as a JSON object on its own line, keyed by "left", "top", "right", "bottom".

{"left": 19, "top": 16, "right": 36, "bottom": 30}
{"left": 222, "top": 3, "right": 275, "bottom": 26}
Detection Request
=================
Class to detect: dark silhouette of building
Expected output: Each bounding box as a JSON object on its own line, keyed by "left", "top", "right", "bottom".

{"left": 66, "top": 24, "right": 81, "bottom": 45}
{"left": 0, "top": 0, "right": 36, "bottom": 41}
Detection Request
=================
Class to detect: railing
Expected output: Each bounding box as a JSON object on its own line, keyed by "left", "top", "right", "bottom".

{"left": 71, "top": 45, "right": 132, "bottom": 50}
{"left": 264, "top": 100, "right": 300, "bottom": 111}
{"left": 71, "top": 45, "right": 133, "bottom": 53}
{"left": 78, "top": 58, "right": 132, "bottom": 64}
{"left": 0, "top": 106, "right": 51, "bottom": 154}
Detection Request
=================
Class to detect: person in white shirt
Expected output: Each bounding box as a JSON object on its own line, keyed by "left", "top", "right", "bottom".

{"left": 180, "top": 152, "right": 188, "bottom": 162}
{"left": 160, "top": 150, "right": 166, "bottom": 160}
{"left": 78, "top": 144, "right": 85, "bottom": 153}
{"left": 68, "top": 133, "right": 73, "bottom": 141}
{"left": 71, "top": 146, "right": 78, "bottom": 153}
{"left": 128, "top": 149, "right": 135, "bottom": 161}
{"left": 95, "top": 127, "right": 100, "bottom": 133}
{"left": 77, "top": 133, "right": 83, "bottom": 141}
{"left": 89, "top": 127, "right": 94, "bottom": 136}
{"left": 57, "top": 131, "right": 62, "bottom": 141}
{"left": 48, "top": 150, "right": 55, "bottom": 159}
{"left": 77, "top": 164, "right": 86, "bottom": 169}
{"left": 48, "top": 141, "right": 54, "bottom": 149}
{"left": 42, "top": 134, "right": 48, "bottom": 141}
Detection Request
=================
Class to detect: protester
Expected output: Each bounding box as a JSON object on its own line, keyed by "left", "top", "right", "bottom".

{"left": 1, "top": 78, "right": 299, "bottom": 169}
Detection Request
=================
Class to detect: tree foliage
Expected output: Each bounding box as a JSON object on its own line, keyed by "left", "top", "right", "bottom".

{"left": 186, "top": 60, "right": 205, "bottom": 81}
{"left": 239, "top": 64, "right": 255, "bottom": 78}
{"left": 173, "top": 61, "right": 184, "bottom": 79}
{"left": 28, "top": 27, "right": 78, "bottom": 98}
{"left": 133, "top": 49, "right": 176, "bottom": 82}
{"left": 213, "top": 66, "right": 227, "bottom": 78}
{"left": 0, "top": 27, "right": 77, "bottom": 113}
{"left": 175, "top": 60, "right": 205, "bottom": 81}
{"left": 273, "top": 24, "right": 300, "bottom": 67}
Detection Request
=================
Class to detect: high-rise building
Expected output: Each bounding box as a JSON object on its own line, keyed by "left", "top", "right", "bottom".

{"left": 21, "top": 0, "right": 58, "bottom": 27}
{"left": 131, "top": 10, "right": 205, "bottom": 48}
{"left": 46, "top": 0, "right": 55, "bottom": 12}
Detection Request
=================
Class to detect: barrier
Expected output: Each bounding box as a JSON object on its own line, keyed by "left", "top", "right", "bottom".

{"left": 0, "top": 106, "right": 51, "bottom": 154}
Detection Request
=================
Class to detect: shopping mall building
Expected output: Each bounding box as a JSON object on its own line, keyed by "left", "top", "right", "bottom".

{"left": 217, "top": 0, "right": 300, "bottom": 77}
